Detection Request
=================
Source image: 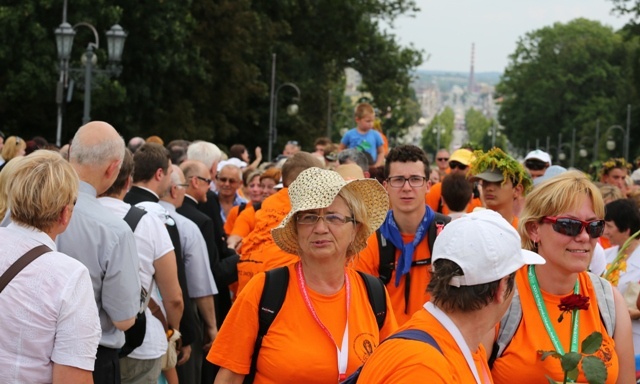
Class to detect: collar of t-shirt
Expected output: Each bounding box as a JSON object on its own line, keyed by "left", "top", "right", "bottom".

{"left": 424, "top": 302, "right": 490, "bottom": 384}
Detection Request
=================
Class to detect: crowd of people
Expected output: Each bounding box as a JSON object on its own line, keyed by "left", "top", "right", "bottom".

{"left": 1, "top": 101, "right": 640, "bottom": 383}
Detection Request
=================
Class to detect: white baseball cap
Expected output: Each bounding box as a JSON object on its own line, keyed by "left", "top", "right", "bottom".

{"left": 432, "top": 209, "right": 545, "bottom": 287}
{"left": 524, "top": 149, "right": 552, "bottom": 165}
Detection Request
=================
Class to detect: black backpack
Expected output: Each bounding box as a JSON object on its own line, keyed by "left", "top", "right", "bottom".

{"left": 238, "top": 201, "right": 263, "bottom": 214}
{"left": 243, "top": 266, "right": 387, "bottom": 384}
{"left": 341, "top": 329, "right": 442, "bottom": 384}
{"left": 375, "top": 213, "right": 450, "bottom": 314}
{"left": 119, "top": 206, "right": 148, "bottom": 358}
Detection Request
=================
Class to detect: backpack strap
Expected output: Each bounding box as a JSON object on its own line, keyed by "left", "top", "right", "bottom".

{"left": 376, "top": 229, "right": 395, "bottom": 285}
{"left": 238, "top": 202, "right": 248, "bottom": 214}
{"left": 252, "top": 202, "right": 262, "bottom": 211}
{"left": 0, "top": 245, "right": 51, "bottom": 294}
{"left": 245, "top": 266, "right": 289, "bottom": 384}
{"left": 386, "top": 329, "right": 442, "bottom": 353}
{"left": 340, "top": 329, "right": 442, "bottom": 384}
{"left": 588, "top": 271, "right": 616, "bottom": 337}
{"left": 123, "top": 205, "right": 147, "bottom": 232}
{"left": 489, "top": 285, "right": 522, "bottom": 368}
{"left": 357, "top": 271, "right": 387, "bottom": 330}
{"left": 427, "top": 212, "right": 450, "bottom": 255}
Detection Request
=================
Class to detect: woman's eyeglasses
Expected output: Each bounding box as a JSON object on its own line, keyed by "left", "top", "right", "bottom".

{"left": 297, "top": 213, "right": 355, "bottom": 226}
{"left": 542, "top": 216, "right": 605, "bottom": 238}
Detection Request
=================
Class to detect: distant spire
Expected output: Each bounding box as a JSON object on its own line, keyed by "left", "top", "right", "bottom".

{"left": 468, "top": 43, "right": 475, "bottom": 93}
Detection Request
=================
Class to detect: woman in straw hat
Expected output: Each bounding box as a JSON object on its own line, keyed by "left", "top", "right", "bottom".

{"left": 208, "top": 167, "right": 397, "bottom": 383}
{"left": 489, "top": 171, "right": 635, "bottom": 383}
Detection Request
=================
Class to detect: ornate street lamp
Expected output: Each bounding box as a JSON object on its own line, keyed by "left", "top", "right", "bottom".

{"left": 267, "top": 53, "right": 301, "bottom": 161}
{"left": 54, "top": 19, "right": 127, "bottom": 144}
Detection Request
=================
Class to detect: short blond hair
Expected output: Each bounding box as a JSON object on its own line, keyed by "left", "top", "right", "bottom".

{"left": 1, "top": 136, "right": 26, "bottom": 161}
{"left": 518, "top": 170, "right": 604, "bottom": 251}
{"left": 354, "top": 102, "right": 375, "bottom": 119}
{"left": 0, "top": 156, "right": 26, "bottom": 218}
{"left": 10, "top": 150, "right": 79, "bottom": 232}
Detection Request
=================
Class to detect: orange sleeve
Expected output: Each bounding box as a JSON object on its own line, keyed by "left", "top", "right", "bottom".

{"left": 230, "top": 204, "right": 256, "bottom": 238}
{"left": 224, "top": 205, "right": 240, "bottom": 235}
{"left": 207, "top": 270, "right": 265, "bottom": 375}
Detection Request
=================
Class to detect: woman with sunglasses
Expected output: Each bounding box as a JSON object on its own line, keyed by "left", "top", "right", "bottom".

{"left": 490, "top": 171, "right": 634, "bottom": 383}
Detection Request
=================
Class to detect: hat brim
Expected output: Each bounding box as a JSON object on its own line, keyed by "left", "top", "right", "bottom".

{"left": 473, "top": 170, "right": 504, "bottom": 183}
{"left": 521, "top": 249, "right": 546, "bottom": 266}
{"left": 271, "top": 178, "right": 388, "bottom": 256}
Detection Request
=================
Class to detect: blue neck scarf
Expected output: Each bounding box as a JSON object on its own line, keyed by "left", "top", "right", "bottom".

{"left": 379, "top": 205, "right": 435, "bottom": 287}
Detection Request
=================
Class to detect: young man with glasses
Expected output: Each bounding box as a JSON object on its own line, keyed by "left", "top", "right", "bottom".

{"left": 355, "top": 145, "right": 450, "bottom": 325}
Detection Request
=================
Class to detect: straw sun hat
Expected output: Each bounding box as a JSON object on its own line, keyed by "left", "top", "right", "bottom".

{"left": 271, "top": 167, "right": 388, "bottom": 256}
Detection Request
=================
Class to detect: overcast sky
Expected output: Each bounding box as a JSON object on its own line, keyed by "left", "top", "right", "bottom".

{"left": 387, "top": 0, "right": 631, "bottom": 73}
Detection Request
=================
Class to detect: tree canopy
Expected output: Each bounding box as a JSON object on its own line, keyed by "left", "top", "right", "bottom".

{"left": 496, "top": 18, "right": 637, "bottom": 161}
{"left": 0, "top": 0, "right": 422, "bottom": 154}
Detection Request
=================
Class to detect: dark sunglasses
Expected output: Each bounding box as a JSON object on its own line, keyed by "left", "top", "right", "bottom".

{"left": 449, "top": 161, "right": 468, "bottom": 170}
{"left": 525, "top": 160, "right": 547, "bottom": 171}
{"left": 436, "top": 157, "right": 449, "bottom": 162}
{"left": 542, "top": 216, "right": 605, "bottom": 238}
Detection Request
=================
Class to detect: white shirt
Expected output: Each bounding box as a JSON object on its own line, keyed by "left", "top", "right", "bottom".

{"left": 99, "top": 197, "right": 174, "bottom": 359}
{"left": 605, "top": 244, "right": 640, "bottom": 354}
{"left": 0, "top": 224, "right": 101, "bottom": 383}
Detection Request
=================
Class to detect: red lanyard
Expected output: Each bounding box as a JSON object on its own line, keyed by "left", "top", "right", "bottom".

{"left": 296, "top": 262, "right": 350, "bottom": 382}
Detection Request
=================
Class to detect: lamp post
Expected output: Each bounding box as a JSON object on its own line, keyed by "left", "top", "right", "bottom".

{"left": 55, "top": 12, "right": 127, "bottom": 144}
{"left": 432, "top": 122, "right": 445, "bottom": 151}
{"left": 604, "top": 124, "right": 627, "bottom": 159}
{"left": 487, "top": 121, "right": 500, "bottom": 148}
{"left": 267, "top": 53, "right": 301, "bottom": 162}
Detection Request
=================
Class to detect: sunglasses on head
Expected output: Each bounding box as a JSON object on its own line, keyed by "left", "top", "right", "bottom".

{"left": 449, "top": 161, "right": 468, "bottom": 170}
{"left": 525, "top": 160, "right": 547, "bottom": 171}
{"left": 542, "top": 216, "right": 605, "bottom": 238}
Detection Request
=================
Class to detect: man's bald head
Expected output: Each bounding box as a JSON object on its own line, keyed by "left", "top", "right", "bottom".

{"left": 70, "top": 121, "right": 125, "bottom": 167}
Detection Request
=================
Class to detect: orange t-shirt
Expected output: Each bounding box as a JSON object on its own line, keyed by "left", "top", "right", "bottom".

{"left": 354, "top": 232, "right": 431, "bottom": 325}
{"left": 511, "top": 216, "right": 519, "bottom": 230}
{"left": 237, "top": 189, "right": 296, "bottom": 294}
{"left": 207, "top": 264, "right": 398, "bottom": 383}
{"left": 426, "top": 182, "right": 482, "bottom": 215}
{"left": 225, "top": 203, "right": 257, "bottom": 237}
{"left": 358, "top": 308, "right": 493, "bottom": 383}
{"left": 491, "top": 267, "right": 619, "bottom": 383}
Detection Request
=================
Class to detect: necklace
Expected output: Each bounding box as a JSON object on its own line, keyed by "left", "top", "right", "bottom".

{"left": 296, "top": 262, "right": 350, "bottom": 382}
{"left": 528, "top": 265, "right": 580, "bottom": 355}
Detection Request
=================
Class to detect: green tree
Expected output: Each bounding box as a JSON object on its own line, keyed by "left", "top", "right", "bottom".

{"left": 496, "top": 18, "right": 633, "bottom": 160}
{"left": 0, "top": 0, "right": 422, "bottom": 152}
{"left": 421, "top": 107, "right": 454, "bottom": 156}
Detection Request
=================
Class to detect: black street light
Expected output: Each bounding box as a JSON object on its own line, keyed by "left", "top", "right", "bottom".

{"left": 267, "top": 53, "right": 301, "bottom": 161}
{"left": 55, "top": 13, "right": 127, "bottom": 145}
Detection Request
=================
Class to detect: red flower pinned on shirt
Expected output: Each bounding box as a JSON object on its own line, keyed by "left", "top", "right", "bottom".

{"left": 557, "top": 294, "right": 590, "bottom": 322}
